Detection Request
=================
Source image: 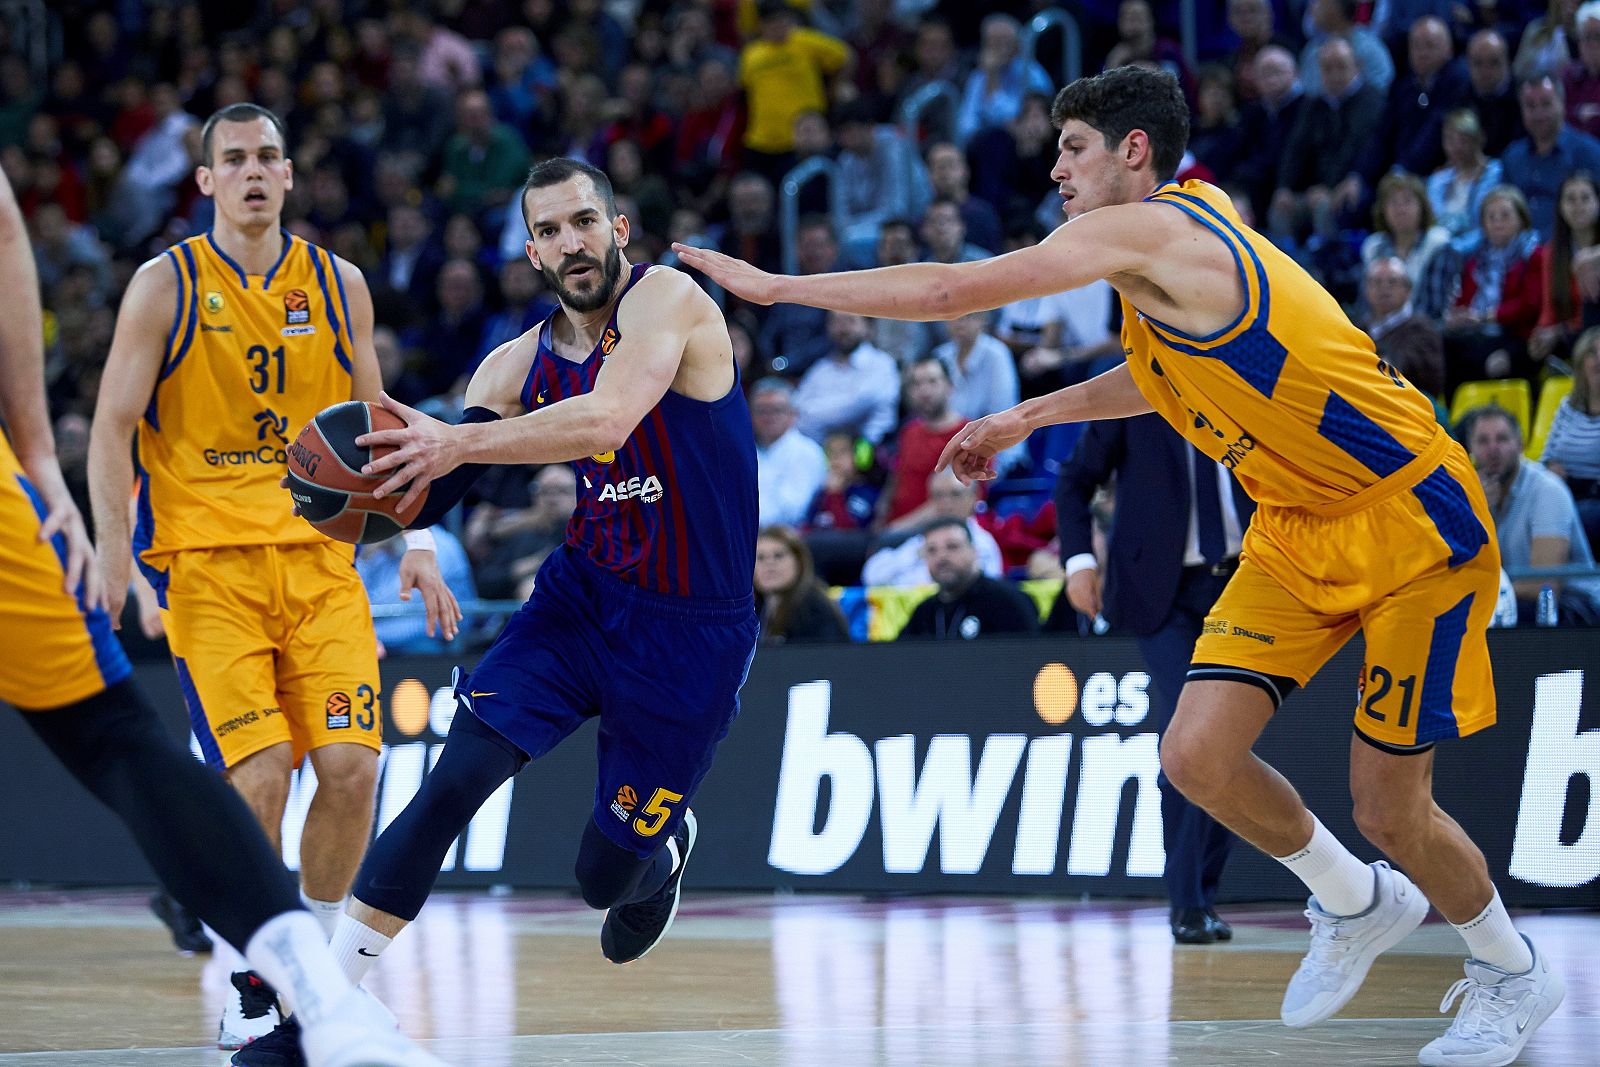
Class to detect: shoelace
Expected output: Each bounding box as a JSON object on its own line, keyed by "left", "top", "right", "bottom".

{"left": 1438, "top": 976, "right": 1518, "bottom": 1040}
{"left": 618, "top": 881, "right": 675, "bottom": 930}
{"left": 1297, "top": 909, "right": 1360, "bottom": 978}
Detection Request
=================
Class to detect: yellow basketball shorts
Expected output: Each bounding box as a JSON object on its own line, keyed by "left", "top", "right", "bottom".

{"left": 0, "top": 472, "right": 132, "bottom": 710}
{"left": 1192, "top": 435, "right": 1500, "bottom": 748}
{"left": 152, "top": 542, "right": 381, "bottom": 770}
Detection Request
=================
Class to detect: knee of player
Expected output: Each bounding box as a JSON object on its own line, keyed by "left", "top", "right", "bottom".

{"left": 1350, "top": 794, "right": 1417, "bottom": 853}
{"left": 307, "top": 745, "right": 380, "bottom": 802}
{"left": 1158, "top": 737, "right": 1214, "bottom": 801}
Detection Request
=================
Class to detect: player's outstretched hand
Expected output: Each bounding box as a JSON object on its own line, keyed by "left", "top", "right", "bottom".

{"left": 670, "top": 243, "right": 778, "bottom": 305}
{"left": 357, "top": 392, "right": 459, "bottom": 514}
{"left": 22, "top": 456, "right": 104, "bottom": 613}
{"left": 398, "top": 547, "right": 463, "bottom": 641}
{"left": 934, "top": 408, "right": 1032, "bottom": 485}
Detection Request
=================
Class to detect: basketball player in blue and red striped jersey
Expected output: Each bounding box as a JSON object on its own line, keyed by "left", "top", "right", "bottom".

{"left": 234, "top": 156, "right": 759, "bottom": 1063}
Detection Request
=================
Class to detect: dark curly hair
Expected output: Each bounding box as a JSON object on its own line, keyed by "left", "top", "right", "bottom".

{"left": 1051, "top": 66, "right": 1190, "bottom": 181}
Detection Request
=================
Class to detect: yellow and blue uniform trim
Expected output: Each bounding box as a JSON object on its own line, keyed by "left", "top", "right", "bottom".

{"left": 15, "top": 472, "right": 130, "bottom": 692}
{"left": 308, "top": 244, "right": 354, "bottom": 375}
{"left": 1315, "top": 394, "right": 1487, "bottom": 567}
{"left": 1416, "top": 593, "right": 1475, "bottom": 742}
{"left": 1143, "top": 185, "right": 1289, "bottom": 399}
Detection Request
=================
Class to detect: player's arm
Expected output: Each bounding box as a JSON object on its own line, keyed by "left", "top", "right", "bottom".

{"left": 361, "top": 270, "right": 705, "bottom": 512}
{"left": 672, "top": 203, "right": 1159, "bottom": 322}
{"left": 458, "top": 269, "right": 701, "bottom": 462}
{"left": 0, "top": 171, "right": 103, "bottom": 607}
{"left": 88, "top": 258, "right": 175, "bottom": 626}
{"left": 935, "top": 363, "right": 1153, "bottom": 484}
{"left": 336, "top": 255, "right": 463, "bottom": 639}
{"left": 336, "top": 258, "right": 383, "bottom": 403}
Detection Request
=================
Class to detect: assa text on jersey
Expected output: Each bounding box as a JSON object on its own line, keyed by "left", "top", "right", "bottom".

{"left": 597, "top": 475, "right": 665, "bottom": 503}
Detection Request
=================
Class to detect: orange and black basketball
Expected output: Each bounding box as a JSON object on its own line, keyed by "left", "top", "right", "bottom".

{"left": 284, "top": 401, "right": 427, "bottom": 544}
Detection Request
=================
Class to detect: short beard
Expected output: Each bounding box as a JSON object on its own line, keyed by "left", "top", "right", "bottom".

{"left": 543, "top": 240, "right": 623, "bottom": 313}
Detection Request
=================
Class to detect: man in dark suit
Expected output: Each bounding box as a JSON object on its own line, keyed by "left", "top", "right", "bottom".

{"left": 1231, "top": 45, "right": 1307, "bottom": 226}
{"left": 1056, "top": 414, "right": 1255, "bottom": 944}
{"left": 1269, "top": 37, "right": 1386, "bottom": 245}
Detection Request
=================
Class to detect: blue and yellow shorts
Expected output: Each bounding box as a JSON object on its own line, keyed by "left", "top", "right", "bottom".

{"left": 149, "top": 542, "right": 381, "bottom": 770}
{"left": 1193, "top": 434, "right": 1500, "bottom": 749}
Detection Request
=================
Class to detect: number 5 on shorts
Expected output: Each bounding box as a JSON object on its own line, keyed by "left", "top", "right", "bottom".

{"left": 633, "top": 787, "right": 684, "bottom": 837}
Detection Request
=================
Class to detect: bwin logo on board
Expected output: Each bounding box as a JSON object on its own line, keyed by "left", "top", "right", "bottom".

{"left": 767, "top": 677, "right": 1165, "bottom": 880}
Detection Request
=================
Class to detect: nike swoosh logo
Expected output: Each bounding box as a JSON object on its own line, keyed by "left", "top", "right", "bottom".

{"left": 470, "top": 691, "right": 497, "bottom": 698}
{"left": 357, "top": 948, "right": 380, "bottom": 957}
{"left": 1515, "top": 996, "right": 1542, "bottom": 1033}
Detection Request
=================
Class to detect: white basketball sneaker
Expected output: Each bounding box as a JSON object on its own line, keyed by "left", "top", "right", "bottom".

{"left": 1417, "top": 935, "right": 1565, "bottom": 1067}
{"left": 219, "top": 970, "right": 282, "bottom": 1049}
{"left": 1281, "top": 861, "right": 1431, "bottom": 1028}
{"left": 301, "top": 987, "right": 447, "bottom": 1067}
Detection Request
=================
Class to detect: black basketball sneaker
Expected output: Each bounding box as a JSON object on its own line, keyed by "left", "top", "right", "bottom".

{"left": 601, "top": 809, "right": 697, "bottom": 964}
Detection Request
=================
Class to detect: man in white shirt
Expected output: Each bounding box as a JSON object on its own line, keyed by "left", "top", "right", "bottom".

{"left": 862, "top": 469, "right": 1004, "bottom": 585}
{"left": 1462, "top": 405, "right": 1600, "bottom": 622}
{"left": 793, "top": 311, "right": 901, "bottom": 444}
{"left": 751, "top": 378, "right": 828, "bottom": 528}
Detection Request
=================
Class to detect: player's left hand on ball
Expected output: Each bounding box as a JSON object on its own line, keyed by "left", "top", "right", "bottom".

{"left": 670, "top": 243, "right": 778, "bottom": 305}
{"left": 358, "top": 392, "right": 457, "bottom": 513}
{"left": 398, "top": 546, "right": 463, "bottom": 641}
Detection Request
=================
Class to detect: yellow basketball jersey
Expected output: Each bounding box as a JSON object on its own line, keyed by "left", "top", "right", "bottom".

{"left": 134, "top": 231, "right": 355, "bottom": 576}
{"left": 1122, "top": 181, "right": 1444, "bottom": 509}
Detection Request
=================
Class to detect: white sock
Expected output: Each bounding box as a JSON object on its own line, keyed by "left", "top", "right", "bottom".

{"left": 1453, "top": 890, "right": 1533, "bottom": 973}
{"left": 329, "top": 913, "right": 393, "bottom": 986}
{"left": 207, "top": 923, "right": 247, "bottom": 971}
{"left": 244, "top": 910, "right": 353, "bottom": 1027}
{"left": 300, "top": 890, "right": 345, "bottom": 940}
{"left": 1274, "top": 815, "right": 1375, "bottom": 917}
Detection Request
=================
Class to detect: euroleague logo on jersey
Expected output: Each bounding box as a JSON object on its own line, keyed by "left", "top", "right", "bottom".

{"left": 326, "top": 691, "right": 352, "bottom": 729}
{"left": 284, "top": 288, "right": 311, "bottom": 325}
{"left": 611, "top": 785, "right": 638, "bottom": 823}
{"left": 597, "top": 475, "right": 665, "bottom": 503}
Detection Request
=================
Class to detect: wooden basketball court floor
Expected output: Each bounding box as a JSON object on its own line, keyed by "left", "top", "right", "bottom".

{"left": 1, "top": 889, "right": 1593, "bottom": 1066}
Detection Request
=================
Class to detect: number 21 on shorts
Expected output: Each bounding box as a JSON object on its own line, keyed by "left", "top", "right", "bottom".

{"left": 634, "top": 787, "right": 683, "bottom": 837}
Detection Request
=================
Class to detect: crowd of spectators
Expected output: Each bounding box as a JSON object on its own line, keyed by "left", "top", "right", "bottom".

{"left": 7, "top": 0, "right": 1598, "bottom": 646}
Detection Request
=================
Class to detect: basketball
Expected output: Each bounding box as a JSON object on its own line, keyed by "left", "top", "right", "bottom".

{"left": 284, "top": 401, "right": 427, "bottom": 544}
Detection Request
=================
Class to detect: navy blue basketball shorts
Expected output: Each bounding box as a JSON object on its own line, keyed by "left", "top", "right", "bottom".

{"left": 460, "top": 545, "right": 759, "bottom": 857}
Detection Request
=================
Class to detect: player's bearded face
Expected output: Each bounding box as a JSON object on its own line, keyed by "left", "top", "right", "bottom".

{"left": 545, "top": 236, "right": 623, "bottom": 313}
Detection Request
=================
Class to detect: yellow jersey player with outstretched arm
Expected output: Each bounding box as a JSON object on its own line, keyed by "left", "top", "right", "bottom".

{"left": 87, "top": 104, "right": 459, "bottom": 1050}
{"left": 675, "top": 65, "right": 1564, "bottom": 1067}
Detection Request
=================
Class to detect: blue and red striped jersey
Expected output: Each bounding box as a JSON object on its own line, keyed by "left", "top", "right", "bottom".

{"left": 520, "top": 263, "right": 758, "bottom": 601}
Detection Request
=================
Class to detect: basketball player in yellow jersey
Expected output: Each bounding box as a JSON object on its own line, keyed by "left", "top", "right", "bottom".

{"left": 87, "top": 104, "right": 460, "bottom": 1046}
{"left": 0, "top": 169, "right": 442, "bottom": 1067}
{"left": 678, "top": 67, "right": 1562, "bottom": 1067}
